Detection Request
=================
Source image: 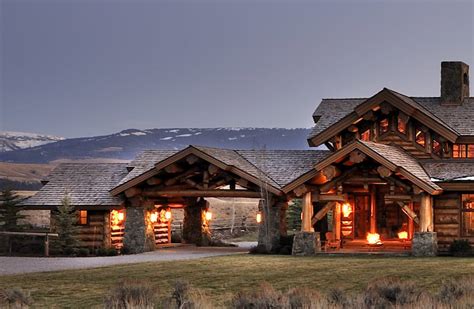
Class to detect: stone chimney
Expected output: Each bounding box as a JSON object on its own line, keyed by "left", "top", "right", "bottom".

{"left": 441, "top": 61, "right": 469, "bottom": 105}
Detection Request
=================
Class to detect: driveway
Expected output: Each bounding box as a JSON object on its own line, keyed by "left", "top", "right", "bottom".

{"left": 0, "top": 245, "right": 251, "bottom": 275}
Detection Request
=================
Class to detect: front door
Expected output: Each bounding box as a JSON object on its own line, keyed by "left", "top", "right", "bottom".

{"left": 354, "top": 194, "right": 371, "bottom": 239}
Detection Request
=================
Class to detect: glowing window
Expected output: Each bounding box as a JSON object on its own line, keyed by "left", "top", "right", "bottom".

{"left": 78, "top": 210, "right": 88, "bottom": 225}
{"left": 397, "top": 116, "right": 407, "bottom": 134}
{"left": 432, "top": 138, "right": 441, "bottom": 156}
{"left": 462, "top": 195, "right": 474, "bottom": 237}
{"left": 415, "top": 129, "right": 426, "bottom": 147}
{"left": 453, "top": 144, "right": 474, "bottom": 158}
{"left": 361, "top": 129, "right": 371, "bottom": 141}
{"left": 379, "top": 118, "right": 389, "bottom": 134}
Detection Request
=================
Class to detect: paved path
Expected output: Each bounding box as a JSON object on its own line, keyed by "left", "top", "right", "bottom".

{"left": 0, "top": 245, "right": 250, "bottom": 276}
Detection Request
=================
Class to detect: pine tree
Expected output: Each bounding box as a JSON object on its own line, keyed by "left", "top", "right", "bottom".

{"left": 286, "top": 199, "right": 302, "bottom": 232}
{"left": 0, "top": 189, "right": 25, "bottom": 231}
{"left": 54, "top": 193, "right": 79, "bottom": 254}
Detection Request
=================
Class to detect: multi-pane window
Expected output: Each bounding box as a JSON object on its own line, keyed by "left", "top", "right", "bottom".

{"left": 397, "top": 116, "right": 407, "bottom": 134}
{"left": 78, "top": 210, "right": 88, "bottom": 225}
{"left": 361, "top": 129, "right": 371, "bottom": 141}
{"left": 415, "top": 129, "right": 426, "bottom": 147}
{"left": 462, "top": 195, "right": 474, "bottom": 237}
{"left": 432, "top": 138, "right": 442, "bottom": 156}
{"left": 453, "top": 144, "right": 474, "bottom": 158}
{"left": 379, "top": 118, "right": 389, "bottom": 134}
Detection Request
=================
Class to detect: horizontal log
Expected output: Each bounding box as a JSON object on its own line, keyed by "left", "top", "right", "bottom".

{"left": 384, "top": 195, "right": 414, "bottom": 201}
{"left": 144, "top": 189, "right": 262, "bottom": 198}
{"left": 125, "top": 187, "right": 142, "bottom": 198}
{"left": 146, "top": 177, "right": 163, "bottom": 186}
{"left": 318, "top": 194, "right": 347, "bottom": 202}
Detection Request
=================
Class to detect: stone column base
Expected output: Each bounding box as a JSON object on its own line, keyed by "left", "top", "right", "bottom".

{"left": 412, "top": 232, "right": 438, "bottom": 257}
{"left": 292, "top": 232, "right": 321, "bottom": 256}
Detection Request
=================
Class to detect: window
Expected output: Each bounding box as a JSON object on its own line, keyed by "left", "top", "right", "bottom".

{"left": 361, "top": 129, "right": 371, "bottom": 141}
{"left": 462, "top": 195, "right": 474, "bottom": 237}
{"left": 453, "top": 144, "right": 474, "bottom": 158}
{"left": 415, "top": 129, "right": 426, "bottom": 147}
{"left": 78, "top": 210, "right": 88, "bottom": 225}
{"left": 432, "top": 138, "right": 442, "bottom": 156}
{"left": 379, "top": 118, "right": 389, "bottom": 134}
{"left": 397, "top": 116, "right": 407, "bottom": 134}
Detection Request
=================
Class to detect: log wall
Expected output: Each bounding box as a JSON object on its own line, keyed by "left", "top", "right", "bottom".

{"left": 433, "top": 193, "right": 461, "bottom": 252}
{"left": 77, "top": 210, "right": 109, "bottom": 249}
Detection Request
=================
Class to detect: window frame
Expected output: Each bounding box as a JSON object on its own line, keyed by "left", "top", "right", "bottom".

{"left": 461, "top": 194, "right": 474, "bottom": 237}
{"left": 397, "top": 114, "right": 407, "bottom": 135}
{"left": 415, "top": 128, "right": 426, "bottom": 147}
{"left": 379, "top": 118, "right": 390, "bottom": 135}
{"left": 453, "top": 144, "right": 474, "bottom": 158}
{"left": 78, "top": 210, "right": 88, "bottom": 225}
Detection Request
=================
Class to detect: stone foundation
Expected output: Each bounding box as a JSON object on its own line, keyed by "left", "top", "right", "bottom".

{"left": 292, "top": 232, "right": 321, "bottom": 256}
{"left": 412, "top": 232, "right": 438, "bottom": 256}
{"left": 123, "top": 207, "right": 155, "bottom": 254}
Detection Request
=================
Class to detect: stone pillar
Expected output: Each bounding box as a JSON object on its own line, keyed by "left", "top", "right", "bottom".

{"left": 257, "top": 197, "right": 285, "bottom": 253}
{"left": 412, "top": 232, "right": 438, "bottom": 256}
{"left": 123, "top": 207, "right": 155, "bottom": 254}
{"left": 292, "top": 232, "right": 321, "bottom": 256}
{"left": 182, "top": 198, "right": 211, "bottom": 246}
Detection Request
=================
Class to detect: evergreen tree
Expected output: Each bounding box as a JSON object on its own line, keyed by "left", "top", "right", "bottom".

{"left": 286, "top": 199, "right": 302, "bottom": 232}
{"left": 54, "top": 194, "right": 79, "bottom": 254}
{"left": 0, "top": 189, "right": 25, "bottom": 231}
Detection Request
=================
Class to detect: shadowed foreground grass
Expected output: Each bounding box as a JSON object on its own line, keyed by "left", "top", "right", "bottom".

{"left": 0, "top": 254, "right": 473, "bottom": 308}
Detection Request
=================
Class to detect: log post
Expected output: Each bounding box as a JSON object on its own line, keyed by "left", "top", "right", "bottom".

{"left": 334, "top": 202, "right": 341, "bottom": 240}
{"left": 182, "top": 198, "right": 211, "bottom": 246}
{"left": 370, "top": 187, "right": 376, "bottom": 233}
{"left": 301, "top": 192, "right": 314, "bottom": 232}
{"left": 419, "top": 193, "right": 434, "bottom": 232}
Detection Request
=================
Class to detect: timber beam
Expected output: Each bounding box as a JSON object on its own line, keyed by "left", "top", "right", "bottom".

{"left": 143, "top": 189, "right": 261, "bottom": 198}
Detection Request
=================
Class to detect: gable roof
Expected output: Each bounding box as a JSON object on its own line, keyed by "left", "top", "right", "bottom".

{"left": 308, "top": 88, "right": 474, "bottom": 146}
{"left": 110, "top": 146, "right": 331, "bottom": 196}
{"left": 21, "top": 163, "right": 129, "bottom": 207}
{"left": 310, "top": 140, "right": 442, "bottom": 195}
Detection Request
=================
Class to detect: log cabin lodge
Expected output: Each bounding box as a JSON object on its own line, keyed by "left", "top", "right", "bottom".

{"left": 22, "top": 61, "right": 474, "bottom": 256}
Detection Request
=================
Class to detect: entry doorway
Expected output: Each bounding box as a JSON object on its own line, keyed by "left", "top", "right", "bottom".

{"left": 353, "top": 194, "right": 371, "bottom": 239}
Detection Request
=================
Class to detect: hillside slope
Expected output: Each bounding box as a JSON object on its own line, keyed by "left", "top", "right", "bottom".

{"left": 0, "top": 128, "right": 312, "bottom": 163}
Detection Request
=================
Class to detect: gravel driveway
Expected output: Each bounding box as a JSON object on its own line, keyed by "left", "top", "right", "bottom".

{"left": 0, "top": 245, "right": 250, "bottom": 275}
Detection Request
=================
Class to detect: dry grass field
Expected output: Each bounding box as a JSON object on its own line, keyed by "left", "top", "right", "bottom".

{"left": 0, "top": 254, "right": 472, "bottom": 308}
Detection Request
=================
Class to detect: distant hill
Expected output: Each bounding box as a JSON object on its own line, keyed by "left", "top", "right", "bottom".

{"left": 0, "top": 128, "right": 313, "bottom": 163}
{"left": 0, "top": 131, "right": 64, "bottom": 152}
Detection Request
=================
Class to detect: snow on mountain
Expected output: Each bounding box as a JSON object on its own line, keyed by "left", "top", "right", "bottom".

{"left": 0, "top": 131, "right": 64, "bottom": 152}
{"left": 0, "top": 128, "right": 314, "bottom": 163}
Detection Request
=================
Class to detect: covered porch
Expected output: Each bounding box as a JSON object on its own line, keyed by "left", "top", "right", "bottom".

{"left": 288, "top": 140, "right": 442, "bottom": 256}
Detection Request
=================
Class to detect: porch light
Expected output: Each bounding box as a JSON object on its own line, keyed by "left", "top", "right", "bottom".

{"left": 165, "top": 210, "right": 172, "bottom": 220}
{"left": 398, "top": 231, "right": 408, "bottom": 240}
{"left": 150, "top": 211, "right": 158, "bottom": 223}
{"left": 111, "top": 210, "right": 125, "bottom": 227}
{"left": 205, "top": 211, "right": 213, "bottom": 221}
{"left": 256, "top": 212, "right": 262, "bottom": 223}
{"left": 117, "top": 211, "right": 125, "bottom": 222}
{"left": 342, "top": 203, "right": 352, "bottom": 218}
{"left": 367, "top": 233, "right": 382, "bottom": 245}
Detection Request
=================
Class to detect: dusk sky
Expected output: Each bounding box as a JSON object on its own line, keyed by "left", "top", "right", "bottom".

{"left": 1, "top": 0, "right": 473, "bottom": 138}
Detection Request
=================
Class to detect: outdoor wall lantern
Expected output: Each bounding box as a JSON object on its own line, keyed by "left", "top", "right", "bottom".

{"left": 205, "top": 211, "right": 213, "bottom": 221}
{"left": 342, "top": 202, "right": 352, "bottom": 218}
{"left": 256, "top": 211, "right": 262, "bottom": 223}
{"left": 165, "top": 210, "right": 172, "bottom": 221}
{"left": 149, "top": 211, "right": 159, "bottom": 223}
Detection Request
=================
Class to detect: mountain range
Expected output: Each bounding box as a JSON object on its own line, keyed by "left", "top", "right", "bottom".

{"left": 0, "top": 128, "right": 313, "bottom": 164}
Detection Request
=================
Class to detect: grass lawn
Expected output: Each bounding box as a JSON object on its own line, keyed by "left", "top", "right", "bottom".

{"left": 0, "top": 254, "right": 473, "bottom": 308}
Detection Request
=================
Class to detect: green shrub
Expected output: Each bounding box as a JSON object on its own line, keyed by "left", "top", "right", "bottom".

{"left": 0, "top": 288, "right": 32, "bottom": 308}
{"left": 449, "top": 239, "right": 472, "bottom": 256}
{"left": 104, "top": 281, "right": 156, "bottom": 309}
{"left": 77, "top": 248, "right": 89, "bottom": 257}
{"left": 106, "top": 248, "right": 118, "bottom": 256}
{"left": 95, "top": 248, "right": 108, "bottom": 256}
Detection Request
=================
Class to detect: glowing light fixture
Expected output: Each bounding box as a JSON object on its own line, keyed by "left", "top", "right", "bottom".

{"left": 165, "top": 210, "right": 172, "bottom": 220}
{"left": 398, "top": 231, "right": 408, "bottom": 240}
{"left": 150, "top": 211, "right": 158, "bottom": 223}
{"left": 367, "top": 233, "right": 382, "bottom": 245}
{"left": 256, "top": 212, "right": 262, "bottom": 223}
{"left": 205, "top": 211, "right": 213, "bottom": 221}
{"left": 342, "top": 203, "right": 352, "bottom": 218}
